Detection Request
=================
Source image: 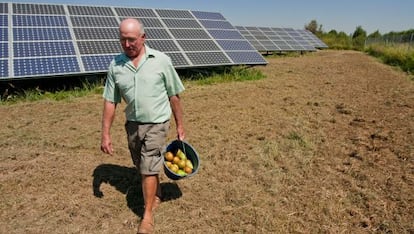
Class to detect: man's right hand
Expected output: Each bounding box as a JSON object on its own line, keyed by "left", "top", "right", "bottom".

{"left": 100, "top": 136, "right": 114, "bottom": 155}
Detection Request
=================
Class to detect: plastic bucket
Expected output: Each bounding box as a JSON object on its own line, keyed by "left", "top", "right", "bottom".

{"left": 164, "top": 140, "right": 200, "bottom": 180}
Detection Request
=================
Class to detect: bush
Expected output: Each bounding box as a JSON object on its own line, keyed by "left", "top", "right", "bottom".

{"left": 366, "top": 44, "right": 414, "bottom": 73}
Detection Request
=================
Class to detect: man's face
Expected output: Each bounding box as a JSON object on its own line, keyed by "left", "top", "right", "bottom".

{"left": 119, "top": 30, "right": 145, "bottom": 58}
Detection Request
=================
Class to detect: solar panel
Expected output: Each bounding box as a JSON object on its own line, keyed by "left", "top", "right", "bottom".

{"left": 295, "top": 29, "right": 328, "bottom": 48}
{"left": 1, "top": 2, "right": 267, "bottom": 80}
{"left": 236, "top": 26, "right": 322, "bottom": 52}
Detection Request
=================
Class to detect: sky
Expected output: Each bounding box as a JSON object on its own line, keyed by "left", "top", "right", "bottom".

{"left": 8, "top": 0, "right": 414, "bottom": 35}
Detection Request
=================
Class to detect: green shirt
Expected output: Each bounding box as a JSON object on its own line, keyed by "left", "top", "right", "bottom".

{"left": 103, "top": 45, "right": 185, "bottom": 123}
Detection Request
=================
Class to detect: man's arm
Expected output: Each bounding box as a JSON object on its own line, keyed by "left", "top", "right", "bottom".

{"left": 169, "top": 95, "right": 185, "bottom": 140}
{"left": 101, "top": 100, "right": 117, "bottom": 155}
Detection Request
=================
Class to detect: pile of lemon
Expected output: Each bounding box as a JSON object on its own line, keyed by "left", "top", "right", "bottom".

{"left": 164, "top": 149, "right": 193, "bottom": 176}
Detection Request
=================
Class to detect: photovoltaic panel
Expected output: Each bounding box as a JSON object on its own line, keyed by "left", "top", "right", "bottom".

{"left": 169, "top": 29, "right": 210, "bottom": 39}
{"left": 194, "top": 12, "right": 267, "bottom": 65}
{"left": 13, "top": 3, "right": 65, "bottom": 15}
{"left": 13, "top": 15, "right": 68, "bottom": 27}
{"left": 165, "top": 52, "right": 190, "bottom": 67}
{"left": 236, "top": 25, "right": 324, "bottom": 52}
{"left": 0, "top": 3, "right": 8, "bottom": 13}
{"left": 1, "top": 2, "right": 267, "bottom": 80}
{"left": 146, "top": 28, "right": 173, "bottom": 39}
{"left": 0, "top": 28, "right": 7, "bottom": 41}
{"left": 14, "top": 41, "right": 76, "bottom": 57}
{"left": 192, "top": 11, "right": 226, "bottom": 20}
{"left": 70, "top": 16, "right": 119, "bottom": 27}
{"left": 146, "top": 40, "right": 180, "bottom": 52}
{"left": 115, "top": 7, "right": 157, "bottom": 17}
{"left": 67, "top": 5, "right": 114, "bottom": 16}
{"left": 73, "top": 28, "right": 118, "bottom": 40}
{"left": 199, "top": 20, "right": 234, "bottom": 29}
{"left": 0, "top": 43, "right": 8, "bottom": 57}
{"left": 0, "top": 15, "right": 7, "bottom": 26}
{"left": 13, "top": 28, "right": 72, "bottom": 41}
{"left": 76, "top": 41, "right": 121, "bottom": 54}
{"left": 13, "top": 57, "right": 80, "bottom": 76}
{"left": 82, "top": 55, "right": 115, "bottom": 72}
{"left": 0, "top": 60, "right": 8, "bottom": 77}
{"left": 295, "top": 29, "right": 328, "bottom": 48}
{"left": 155, "top": 9, "right": 193, "bottom": 18}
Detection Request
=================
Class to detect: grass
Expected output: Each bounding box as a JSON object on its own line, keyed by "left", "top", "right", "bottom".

{"left": 1, "top": 80, "right": 104, "bottom": 104}
{"left": 1, "top": 66, "right": 265, "bottom": 104}
{"left": 365, "top": 43, "right": 414, "bottom": 74}
{"left": 182, "top": 66, "right": 266, "bottom": 85}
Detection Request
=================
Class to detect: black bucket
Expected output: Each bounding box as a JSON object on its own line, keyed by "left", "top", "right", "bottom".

{"left": 164, "top": 140, "right": 200, "bottom": 180}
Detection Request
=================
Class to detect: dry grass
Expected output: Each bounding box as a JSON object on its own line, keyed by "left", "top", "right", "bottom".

{"left": 0, "top": 50, "right": 413, "bottom": 233}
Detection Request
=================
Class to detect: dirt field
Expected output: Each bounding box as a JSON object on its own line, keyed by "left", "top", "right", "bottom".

{"left": 0, "top": 50, "right": 413, "bottom": 233}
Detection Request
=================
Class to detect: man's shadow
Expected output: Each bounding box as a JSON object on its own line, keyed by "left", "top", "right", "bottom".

{"left": 92, "top": 164, "right": 182, "bottom": 218}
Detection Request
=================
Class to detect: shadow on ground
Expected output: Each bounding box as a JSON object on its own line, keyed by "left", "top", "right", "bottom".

{"left": 92, "top": 164, "right": 182, "bottom": 217}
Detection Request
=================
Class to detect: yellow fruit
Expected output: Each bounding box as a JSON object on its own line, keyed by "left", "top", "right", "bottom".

{"left": 177, "top": 160, "right": 186, "bottom": 169}
{"left": 165, "top": 151, "right": 174, "bottom": 162}
{"left": 177, "top": 170, "right": 187, "bottom": 176}
{"left": 176, "top": 149, "right": 187, "bottom": 160}
{"left": 184, "top": 166, "right": 192, "bottom": 174}
{"left": 172, "top": 156, "right": 180, "bottom": 164}
{"left": 165, "top": 161, "right": 172, "bottom": 168}
{"left": 185, "top": 159, "right": 193, "bottom": 169}
{"left": 170, "top": 164, "right": 179, "bottom": 173}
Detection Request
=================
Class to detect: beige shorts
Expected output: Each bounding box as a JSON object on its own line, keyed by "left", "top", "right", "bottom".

{"left": 125, "top": 121, "right": 170, "bottom": 175}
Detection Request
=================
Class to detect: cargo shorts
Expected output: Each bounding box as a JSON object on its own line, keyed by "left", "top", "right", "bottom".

{"left": 125, "top": 120, "right": 170, "bottom": 175}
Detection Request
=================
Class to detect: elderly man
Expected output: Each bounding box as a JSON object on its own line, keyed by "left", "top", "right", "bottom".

{"left": 100, "top": 18, "right": 185, "bottom": 233}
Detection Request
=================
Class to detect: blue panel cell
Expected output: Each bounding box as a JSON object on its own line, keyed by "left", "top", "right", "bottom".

{"left": 226, "top": 51, "right": 267, "bottom": 64}
{"left": 216, "top": 40, "right": 255, "bottom": 51}
{"left": 14, "top": 57, "right": 80, "bottom": 77}
{"left": 13, "top": 15, "right": 68, "bottom": 27}
{"left": 0, "top": 3, "right": 8, "bottom": 14}
{"left": 14, "top": 41, "right": 76, "bottom": 57}
{"left": 199, "top": 20, "right": 234, "bottom": 29}
{"left": 0, "top": 60, "right": 8, "bottom": 78}
{"left": 192, "top": 11, "right": 226, "bottom": 20}
{"left": 82, "top": 55, "right": 115, "bottom": 72}
{"left": 0, "top": 43, "right": 8, "bottom": 58}
{"left": 186, "top": 52, "right": 231, "bottom": 65}
{"left": 0, "top": 28, "right": 7, "bottom": 41}
{"left": 156, "top": 9, "right": 193, "bottom": 18}
{"left": 208, "top": 30, "right": 244, "bottom": 39}
{"left": 0, "top": 15, "right": 8, "bottom": 26}
{"left": 13, "top": 28, "right": 72, "bottom": 41}
{"left": 165, "top": 52, "right": 189, "bottom": 67}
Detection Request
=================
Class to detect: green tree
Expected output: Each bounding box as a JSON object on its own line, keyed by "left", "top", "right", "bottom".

{"left": 305, "top": 20, "right": 318, "bottom": 34}
{"left": 352, "top": 26, "right": 367, "bottom": 50}
{"left": 368, "top": 30, "right": 382, "bottom": 38}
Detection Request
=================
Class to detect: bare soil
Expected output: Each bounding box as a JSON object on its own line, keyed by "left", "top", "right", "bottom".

{"left": 0, "top": 50, "right": 413, "bottom": 233}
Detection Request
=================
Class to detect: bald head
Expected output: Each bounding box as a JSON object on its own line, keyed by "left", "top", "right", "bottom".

{"left": 119, "top": 18, "right": 145, "bottom": 36}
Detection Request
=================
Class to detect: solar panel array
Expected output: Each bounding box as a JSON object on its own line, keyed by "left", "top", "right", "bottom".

{"left": 235, "top": 26, "right": 327, "bottom": 52}
{"left": 0, "top": 2, "right": 267, "bottom": 80}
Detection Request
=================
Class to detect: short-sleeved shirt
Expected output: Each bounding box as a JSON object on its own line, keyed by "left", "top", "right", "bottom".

{"left": 103, "top": 45, "right": 184, "bottom": 123}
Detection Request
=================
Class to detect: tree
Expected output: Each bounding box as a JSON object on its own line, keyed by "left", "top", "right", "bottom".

{"left": 352, "top": 26, "right": 367, "bottom": 50}
{"left": 305, "top": 20, "right": 319, "bottom": 34}
{"left": 368, "top": 30, "right": 381, "bottom": 38}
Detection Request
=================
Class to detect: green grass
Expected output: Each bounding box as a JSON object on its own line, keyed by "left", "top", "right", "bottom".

{"left": 189, "top": 66, "right": 266, "bottom": 85}
{"left": 1, "top": 81, "right": 104, "bottom": 104}
{"left": 365, "top": 43, "right": 414, "bottom": 74}
{"left": 1, "top": 66, "right": 265, "bottom": 104}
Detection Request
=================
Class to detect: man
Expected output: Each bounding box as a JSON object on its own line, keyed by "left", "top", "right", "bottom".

{"left": 100, "top": 18, "right": 185, "bottom": 234}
